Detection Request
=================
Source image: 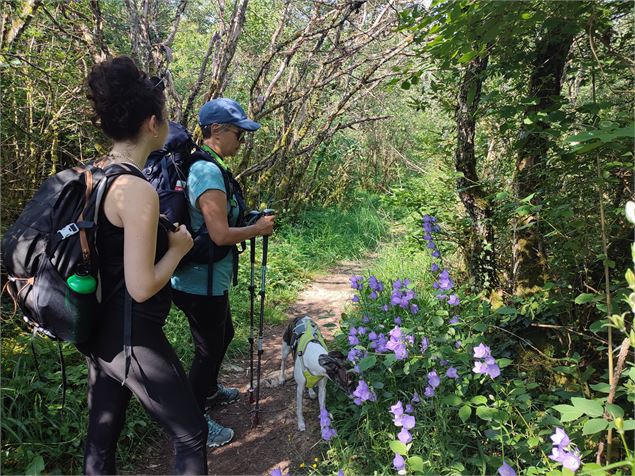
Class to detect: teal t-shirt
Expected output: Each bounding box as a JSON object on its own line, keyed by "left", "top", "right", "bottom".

{"left": 170, "top": 156, "right": 240, "bottom": 296}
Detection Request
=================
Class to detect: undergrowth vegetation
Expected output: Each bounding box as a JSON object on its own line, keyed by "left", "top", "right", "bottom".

{"left": 313, "top": 213, "right": 635, "bottom": 476}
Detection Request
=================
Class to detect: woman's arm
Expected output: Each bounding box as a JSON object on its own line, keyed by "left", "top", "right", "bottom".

{"left": 106, "top": 175, "right": 192, "bottom": 302}
{"left": 198, "top": 189, "right": 274, "bottom": 246}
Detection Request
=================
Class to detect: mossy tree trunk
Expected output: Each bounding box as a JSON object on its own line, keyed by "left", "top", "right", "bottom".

{"left": 455, "top": 53, "right": 498, "bottom": 291}
{"left": 512, "top": 18, "right": 577, "bottom": 296}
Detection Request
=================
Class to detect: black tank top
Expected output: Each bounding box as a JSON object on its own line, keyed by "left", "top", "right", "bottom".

{"left": 97, "top": 192, "right": 172, "bottom": 324}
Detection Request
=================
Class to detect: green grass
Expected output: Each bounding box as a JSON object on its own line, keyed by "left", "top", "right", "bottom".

{"left": 1, "top": 193, "right": 393, "bottom": 475}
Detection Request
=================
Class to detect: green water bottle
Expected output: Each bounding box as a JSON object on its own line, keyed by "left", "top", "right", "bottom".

{"left": 67, "top": 270, "right": 97, "bottom": 294}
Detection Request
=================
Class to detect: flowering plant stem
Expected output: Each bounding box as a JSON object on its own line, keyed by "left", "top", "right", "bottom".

{"left": 596, "top": 155, "right": 614, "bottom": 465}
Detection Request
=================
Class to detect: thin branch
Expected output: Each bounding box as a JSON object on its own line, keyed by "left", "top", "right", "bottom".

{"left": 162, "top": 0, "right": 188, "bottom": 48}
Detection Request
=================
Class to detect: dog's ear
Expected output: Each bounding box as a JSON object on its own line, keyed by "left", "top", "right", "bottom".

{"left": 318, "top": 354, "right": 339, "bottom": 372}
{"left": 327, "top": 350, "right": 345, "bottom": 361}
{"left": 328, "top": 350, "right": 353, "bottom": 370}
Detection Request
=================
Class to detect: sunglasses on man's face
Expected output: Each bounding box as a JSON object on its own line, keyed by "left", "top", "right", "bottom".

{"left": 228, "top": 128, "right": 244, "bottom": 142}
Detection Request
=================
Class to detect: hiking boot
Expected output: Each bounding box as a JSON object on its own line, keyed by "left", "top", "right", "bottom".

{"left": 206, "top": 384, "right": 240, "bottom": 408}
{"left": 205, "top": 415, "right": 234, "bottom": 448}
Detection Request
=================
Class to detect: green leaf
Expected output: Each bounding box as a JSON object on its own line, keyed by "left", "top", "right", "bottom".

{"left": 407, "top": 456, "right": 424, "bottom": 472}
{"left": 573, "top": 141, "right": 603, "bottom": 154}
{"left": 552, "top": 404, "right": 584, "bottom": 422}
{"left": 571, "top": 397, "right": 604, "bottom": 417}
{"left": 389, "top": 440, "right": 409, "bottom": 456}
{"left": 383, "top": 354, "right": 397, "bottom": 369}
{"left": 358, "top": 355, "right": 377, "bottom": 372}
{"left": 471, "top": 395, "right": 487, "bottom": 405}
{"left": 605, "top": 404, "right": 624, "bottom": 419}
{"left": 458, "top": 51, "right": 478, "bottom": 64}
{"left": 431, "top": 315, "right": 444, "bottom": 327}
{"left": 458, "top": 404, "right": 471, "bottom": 423}
{"left": 610, "top": 124, "right": 635, "bottom": 138}
{"left": 575, "top": 293, "right": 599, "bottom": 304}
{"left": 476, "top": 405, "right": 497, "bottom": 421}
{"left": 495, "top": 306, "right": 516, "bottom": 315}
{"left": 589, "top": 382, "right": 611, "bottom": 393}
{"left": 521, "top": 11, "right": 534, "bottom": 19}
{"left": 580, "top": 463, "right": 606, "bottom": 476}
{"left": 583, "top": 418, "right": 608, "bottom": 435}
{"left": 441, "top": 394, "right": 462, "bottom": 406}
{"left": 497, "top": 358, "right": 512, "bottom": 369}
{"left": 623, "top": 419, "right": 635, "bottom": 431}
{"left": 568, "top": 131, "right": 597, "bottom": 143}
{"left": 25, "top": 455, "right": 45, "bottom": 476}
{"left": 527, "top": 436, "right": 541, "bottom": 448}
{"left": 473, "top": 322, "right": 488, "bottom": 332}
{"left": 589, "top": 319, "right": 609, "bottom": 333}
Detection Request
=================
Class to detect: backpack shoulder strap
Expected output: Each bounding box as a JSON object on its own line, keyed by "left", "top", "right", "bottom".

{"left": 191, "top": 148, "right": 233, "bottom": 199}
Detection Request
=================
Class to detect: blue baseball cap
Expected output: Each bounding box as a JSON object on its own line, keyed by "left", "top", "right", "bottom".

{"left": 198, "top": 98, "right": 260, "bottom": 131}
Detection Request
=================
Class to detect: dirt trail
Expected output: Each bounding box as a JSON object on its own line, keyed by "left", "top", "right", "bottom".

{"left": 136, "top": 260, "right": 367, "bottom": 475}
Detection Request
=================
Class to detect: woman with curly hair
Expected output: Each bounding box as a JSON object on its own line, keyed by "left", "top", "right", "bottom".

{"left": 78, "top": 56, "right": 207, "bottom": 475}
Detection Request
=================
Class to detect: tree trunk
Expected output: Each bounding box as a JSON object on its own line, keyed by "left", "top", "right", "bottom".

{"left": 512, "top": 20, "right": 576, "bottom": 296}
{"left": 455, "top": 54, "right": 498, "bottom": 290}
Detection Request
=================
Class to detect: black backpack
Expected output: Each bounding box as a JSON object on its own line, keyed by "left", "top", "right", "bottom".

{"left": 2, "top": 163, "right": 140, "bottom": 344}
{"left": 143, "top": 121, "right": 246, "bottom": 293}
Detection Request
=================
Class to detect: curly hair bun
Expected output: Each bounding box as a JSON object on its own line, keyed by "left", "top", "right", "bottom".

{"left": 87, "top": 56, "right": 165, "bottom": 141}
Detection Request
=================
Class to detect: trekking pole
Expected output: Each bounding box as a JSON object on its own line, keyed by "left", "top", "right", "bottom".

{"left": 252, "top": 209, "right": 274, "bottom": 427}
{"left": 248, "top": 235, "right": 256, "bottom": 404}
{"left": 244, "top": 210, "right": 261, "bottom": 405}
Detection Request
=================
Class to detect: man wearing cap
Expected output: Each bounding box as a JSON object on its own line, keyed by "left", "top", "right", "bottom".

{"left": 171, "top": 98, "right": 274, "bottom": 448}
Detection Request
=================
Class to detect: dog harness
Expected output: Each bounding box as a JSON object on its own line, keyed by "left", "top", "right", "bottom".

{"left": 291, "top": 318, "right": 328, "bottom": 389}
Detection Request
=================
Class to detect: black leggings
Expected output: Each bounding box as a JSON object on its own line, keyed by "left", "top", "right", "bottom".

{"left": 78, "top": 308, "right": 208, "bottom": 475}
{"left": 172, "top": 290, "right": 234, "bottom": 411}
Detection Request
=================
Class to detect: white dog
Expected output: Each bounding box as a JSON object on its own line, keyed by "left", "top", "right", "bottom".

{"left": 279, "top": 316, "right": 352, "bottom": 431}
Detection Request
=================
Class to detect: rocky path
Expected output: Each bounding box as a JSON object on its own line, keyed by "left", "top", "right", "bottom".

{"left": 136, "top": 260, "right": 367, "bottom": 475}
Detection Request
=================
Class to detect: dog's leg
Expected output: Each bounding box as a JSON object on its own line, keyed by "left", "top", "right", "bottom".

{"left": 296, "top": 379, "right": 307, "bottom": 431}
{"left": 308, "top": 386, "right": 317, "bottom": 399}
{"left": 294, "top": 361, "right": 307, "bottom": 431}
{"left": 279, "top": 341, "right": 290, "bottom": 386}
{"left": 317, "top": 377, "right": 327, "bottom": 412}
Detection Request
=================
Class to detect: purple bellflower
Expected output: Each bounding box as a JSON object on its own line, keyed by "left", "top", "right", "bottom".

{"left": 497, "top": 461, "right": 516, "bottom": 476}
{"left": 472, "top": 343, "right": 500, "bottom": 378}
{"left": 420, "top": 337, "right": 429, "bottom": 353}
{"left": 393, "top": 453, "right": 405, "bottom": 472}
{"left": 428, "top": 370, "right": 441, "bottom": 388}
{"left": 352, "top": 380, "right": 375, "bottom": 405}
{"left": 446, "top": 367, "right": 459, "bottom": 379}
{"left": 397, "top": 428, "right": 412, "bottom": 444}
{"left": 349, "top": 275, "right": 364, "bottom": 291}
{"left": 548, "top": 428, "right": 581, "bottom": 472}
